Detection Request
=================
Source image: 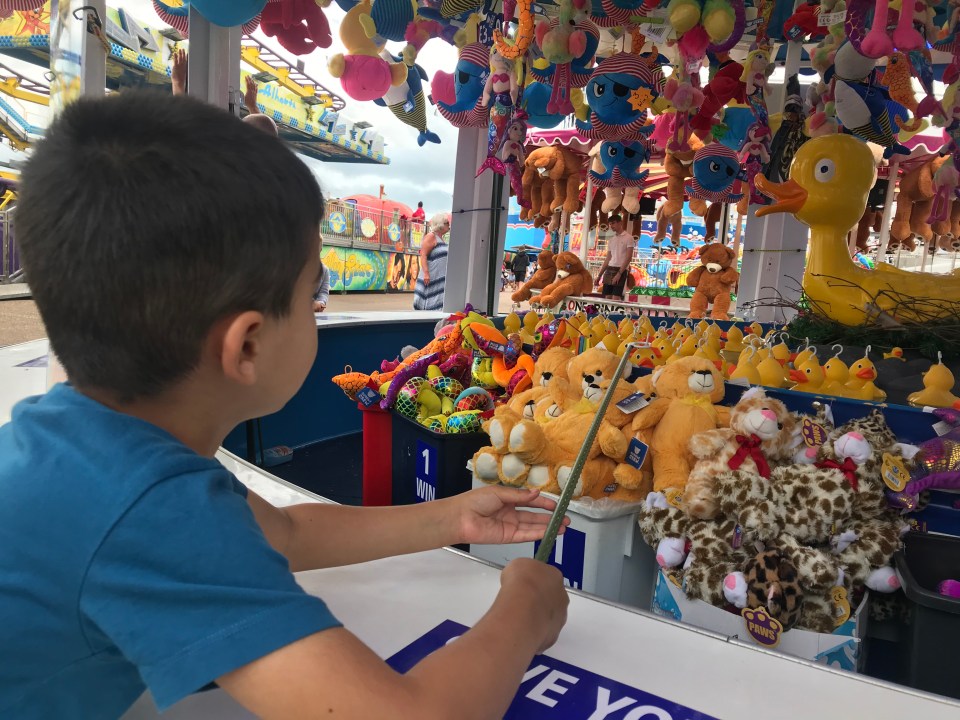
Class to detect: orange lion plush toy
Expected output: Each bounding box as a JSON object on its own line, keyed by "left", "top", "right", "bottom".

{"left": 512, "top": 250, "right": 557, "bottom": 302}
{"left": 686, "top": 243, "right": 738, "bottom": 320}
{"left": 534, "top": 251, "right": 593, "bottom": 307}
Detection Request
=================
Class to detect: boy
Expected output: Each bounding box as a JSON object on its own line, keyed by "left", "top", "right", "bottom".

{"left": 0, "top": 92, "right": 568, "bottom": 719}
{"left": 595, "top": 214, "right": 635, "bottom": 300}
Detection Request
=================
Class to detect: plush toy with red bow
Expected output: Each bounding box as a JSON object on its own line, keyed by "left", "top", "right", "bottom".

{"left": 713, "top": 409, "right": 907, "bottom": 545}
{"left": 683, "top": 388, "right": 798, "bottom": 520}
{"left": 261, "top": 0, "right": 332, "bottom": 55}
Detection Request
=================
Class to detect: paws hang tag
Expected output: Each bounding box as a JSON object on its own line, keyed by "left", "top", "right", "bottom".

{"left": 802, "top": 417, "right": 828, "bottom": 448}
{"left": 831, "top": 587, "right": 852, "bottom": 627}
{"left": 664, "top": 488, "right": 683, "bottom": 508}
{"left": 881, "top": 453, "right": 909, "bottom": 492}
{"left": 932, "top": 420, "right": 953, "bottom": 436}
{"left": 742, "top": 607, "right": 783, "bottom": 648}
{"left": 626, "top": 438, "right": 649, "bottom": 468}
{"left": 617, "top": 392, "right": 650, "bottom": 414}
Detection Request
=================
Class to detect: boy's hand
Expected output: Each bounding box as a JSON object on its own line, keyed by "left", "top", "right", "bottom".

{"left": 500, "top": 558, "right": 569, "bottom": 653}
{"left": 171, "top": 48, "right": 187, "bottom": 95}
{"left": 452, "top": 486, "right": 569, "bottom": 545}
{"left": 244, "top": 75, "right": 259, "bottom": 112}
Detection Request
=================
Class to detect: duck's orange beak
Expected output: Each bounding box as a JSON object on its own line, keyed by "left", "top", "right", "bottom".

{"left": 755, "top": 175, "right": 808, "bottom": 217}
{"left": 789, "top": 369, "right": 807, "bottom": 383}
{"left": 857, "top": 367, "right": 876, "bottom": 380}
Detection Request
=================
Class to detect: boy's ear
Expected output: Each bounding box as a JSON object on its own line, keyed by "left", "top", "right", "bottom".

{"left": 218, "top": 311, "right": 266, "bottom": 386}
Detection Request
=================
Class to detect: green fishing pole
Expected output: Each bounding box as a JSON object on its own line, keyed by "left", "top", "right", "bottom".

{"left": 535, "top": 342, "right": 641, "bottom": 562}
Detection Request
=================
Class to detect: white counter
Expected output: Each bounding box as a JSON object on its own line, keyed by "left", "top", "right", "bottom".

{"left": 313, "top": 310, "right": 447, "bottom": 329}
{"left": 3, "top": 338, "right": 959, "bottom": 720}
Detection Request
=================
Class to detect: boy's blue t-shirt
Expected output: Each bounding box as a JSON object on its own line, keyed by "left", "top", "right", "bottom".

{"left": 0, "top": 384, "right": 341, "bottom": 718}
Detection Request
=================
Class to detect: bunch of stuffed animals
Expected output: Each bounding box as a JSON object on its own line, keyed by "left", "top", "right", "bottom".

{"left": 639, "top": 392, "right": 913, "bottom": 634}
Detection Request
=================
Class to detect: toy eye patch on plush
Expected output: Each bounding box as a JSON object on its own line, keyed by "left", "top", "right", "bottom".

{"left": 589, "top": 140, "right": 650, "bottom": 188}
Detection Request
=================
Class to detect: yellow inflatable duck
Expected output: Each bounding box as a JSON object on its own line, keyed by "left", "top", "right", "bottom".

{"left": 789, "top": 354, "right": 826, "bottom": 393}
{"left": 729, "top": 346, "right": 762, "bottom": 385}
{"left": 747, "top": 321, "right": 764, "bottom": 337}
{"left": 821, "top": 346, "right": 851, "bottom": 397}
{"left": 757, "top": 134, "right": 960, "bottom": 326}
{"left": 845, "top": 347, "right": 886, "bottom": 402}
{"left": 908, "top": 353, "right": 960, "bottom": 408}
{"left": 883, "top": 347, "right": 905, "bottom": 361}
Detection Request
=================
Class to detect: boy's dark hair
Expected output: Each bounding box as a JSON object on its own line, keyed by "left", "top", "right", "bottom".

{"left": 17, "top": 91, "right": 324, "bottom": 401}
{"left": 609, "top": 214, "right": 623, "bottom": 223}
{"left": 417, "top": 201, "right": 423, "bottom": 208}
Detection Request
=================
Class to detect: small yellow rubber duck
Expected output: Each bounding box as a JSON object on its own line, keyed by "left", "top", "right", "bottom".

{"left": 757, "top": 352, "right": 787, "bottom": 388}
{"left": 821, "top": 346, "right": 851, "bottom": 397}
{"left": 883, "top": 347, "right": 905, "bottom": 361}
{"left": 503, "top": 311, "right": 521, "bottom": 336}
{"left": 908, "top": 352, "right": 960, "bottom": 408}
{"left": 792, "top": 339, "right": 815, "bottom": 368}
{"left": 729, "top": 346, "right": 762, "bottom": 385}
{"left": 770, "top": 336, "right": 792, "bottom": 365}
{"left": 723, "top": 324, "right": 746, "bottom": 353}
{"left": 637, "top": 316, "right": 656, "bottom": 341}
{"left": 677, "top": 333, "right": 700, "bottom": 358}
{"left": 628, "top": 344, "right": 658, "bottom": 369}
{"left": 845, "top": 347, "right": 886, "bottom": 402}
{"left": 789, "top": 354, "right": 826, "bottom": 393}
{"left": 651, "top": 337, "right": 675, "bottom": 365}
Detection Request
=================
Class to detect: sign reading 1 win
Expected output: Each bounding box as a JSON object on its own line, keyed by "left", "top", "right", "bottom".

{"left": 388, "top": 621, "right": 718, "bottom": 720}
{"left": 415, "top": 440, "right": 437, "bottom": 502}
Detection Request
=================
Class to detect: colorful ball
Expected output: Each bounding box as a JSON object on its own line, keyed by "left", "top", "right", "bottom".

{"left": 446, "top": 410, "right": 483, "bottom": 434}
{"left": 429, "top": 376, "right": 464, "bottom": 400}
{"left": 454, "top": 387, "right": 494, "bottom": 412}
{"left": 421, "top": 415, "right": 448, "bottom": 434}
{"left": 395, "top": 377, "right": 427, "bottom": 418}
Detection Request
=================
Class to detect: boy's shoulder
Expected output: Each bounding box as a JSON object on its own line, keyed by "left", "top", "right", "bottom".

{"left": 0, "top": 384, "right": 235, "bottom": 529}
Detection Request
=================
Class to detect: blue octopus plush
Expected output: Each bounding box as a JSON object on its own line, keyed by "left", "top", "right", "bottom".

{"left": 577, "top": 53, "right": 659, "bottom": 141}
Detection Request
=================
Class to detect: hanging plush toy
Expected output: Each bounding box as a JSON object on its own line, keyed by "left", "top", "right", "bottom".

{"left": 846, "top": 0, "right": 924, "bottom": 58}
{"left": 590, "top": 139, "right": 650, "bottom": 214}
{"left": 686, "top": 143, "right": 744, "bottom": 203}
{"left": 375, "top": 51, "right": 441, "bottom": 146}
{"left": 530, "top": 12, "right": 599, "bottom": 90}
{"left": 260, "top": 0, "right": 332, "bottom": 54}
{"left": 765, "top": 74, "right": 808, "bottom": 183}
{"left": 328, "top": 0, "right": 407, "bottom": 102}
{"left": 690, "top": 55, "right": 745, "bottom": 138}
{"left": 494, "top": 0, "right": 535, "bottom": 59}
{"left": 534, "top": 0, "right": 588, "bottom": 116}
{"left": 668, "top": 0, "right": 746, "bottom": 67}
{"left": 477, "top": 49, "right": 519, "bottom": 176}
{"left": 497, "top": 113, "right": 531, "bottom": 207}
{"left": 153, "top": 0, "right": 262, "bottom": 36}
{"left": 357, "top": 0, "right": 416, "bottom": 44}
{"left": 577, "top": 52, "right": 660, "bottom": 141}
{"left": 739, "top": 123, "right": 771, "bottom": 204}
{"left": 432, "top": 41, "right": 490, "bottom": 128}
{"left": 881, "top": 51, "right": 942, "bottom": 132}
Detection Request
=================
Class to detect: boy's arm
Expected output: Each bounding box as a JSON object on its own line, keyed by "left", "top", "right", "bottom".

{"left": 218, "top": 558, "right": 567, "bottom": 720}
{"left": 247, "top": 485, "right": 564, "bottom": 572}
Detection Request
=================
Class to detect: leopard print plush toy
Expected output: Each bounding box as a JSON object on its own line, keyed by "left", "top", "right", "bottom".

{"left": 684, "top": 388, "right": 798, "bottom": 520}
{"left": 730, "top": 548, "right": 805, "bottom": 630}
{"left": 714, "top": 410, "right": 904, "bottom": 544}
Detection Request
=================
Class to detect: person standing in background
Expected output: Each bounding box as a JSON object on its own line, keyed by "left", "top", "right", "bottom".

{"left": 412, "top": 201, "right": 426, "bottom": 222}
{"left": 511, "top": 250, "right": 529, "bottom": 290}
{"left": 595, "top": 214, "right": 635, "bottom": 300}
{"left": 413, "top": 213, "right": 450, "bottom": 310}
{"left": 313, "top": 261, "right": 330, "bottom": 312}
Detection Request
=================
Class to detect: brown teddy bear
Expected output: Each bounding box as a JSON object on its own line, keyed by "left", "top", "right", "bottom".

{"left": 686, "top": 242, "right": 739, "bottom": 320}
{"left": 534, "top": 251, "right": 594, "bottom": 307}
{"left": 506, "top": 347, "right": 638, "bottom": 498}
{"left": 889, "top": 155, "right": 948, "bottom": 252}
{"left": 683, "top": 387, "right": 797, "bottom": 520}
{"left": 619, "top": 356, "right": 729, "bottom": 494}
{"left": 521, "top": 154, "right": 555, "bottom": 226}
{"left": 525, "top": 145, "right": 583, "bottom": 216}
{"left": 512, "top": 250, "right": 557, "bottom": 303}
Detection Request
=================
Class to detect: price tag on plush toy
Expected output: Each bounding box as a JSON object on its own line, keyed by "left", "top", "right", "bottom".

{"left": 742, "top": 607, "right": 783, "bottom": 649}
{"left": 881, "top": 452, "right": 909, "bottom": 492}
{"left": 626, "top": 438, "right": 649, "bottom": 468}
{"left": 831, "top": 586, "right": 852, "bottom": 626}
{"left": 818, "top": 10, "right": 845, "bottom": 25}
{"left": 357, "top": 387, "right": 381, "bottom": 408}
{"left": 802, "top": 417, "right": 828, "bottom": 447}
{"left": 664, "top": 488, "right": 683, "bottom": 508}
{"left": 933, "top": 420, "right": 953, "bottom": 436}
{"left": 617, "top": 392, "right": 650, "bottom": 414}
{"left": 728, "top": 377, "right": 750, "bottom": 387}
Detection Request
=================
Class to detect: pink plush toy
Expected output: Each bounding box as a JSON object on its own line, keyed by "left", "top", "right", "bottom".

{"left": 261, "top": 0, "right": 332, "bottom": 55}
{"left": 328, "top": 0, "right": 407, "bottom": 102}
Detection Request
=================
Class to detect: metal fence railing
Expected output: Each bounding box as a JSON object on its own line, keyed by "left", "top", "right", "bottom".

{"left": 0, "top": 210, "right": 21, "bottom": 284}
{"left": 321, "top": 200, "right": 427, "bottom": 252}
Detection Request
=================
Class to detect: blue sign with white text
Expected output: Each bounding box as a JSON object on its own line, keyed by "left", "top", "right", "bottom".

{"left": 415, "top": 440, "right": 437, "bottom": 502}
{"left": 535, "top": 527, "right": 586, "bottom": 590}
{"left": 388, "top": 620, "right": 718, "bottom": 719}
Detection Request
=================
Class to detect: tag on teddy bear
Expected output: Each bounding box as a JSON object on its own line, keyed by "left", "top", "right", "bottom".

{"left": 801, "top": 417, "right": 828, "bottom": 447}
{"left": 831, "top": 587, "right": 852, "bottom": 626}
{"left": 881, "top": 453, "right": 910, "bottom": 492}
{"left": 356, "top": 387, "right": 381, "bottom": 408}
{"left": 617, "top": 392, "right": 650, "bottom": 414}
{"left": 626, "top": 438, "right": 649, "bottom": 468}
{"left": 741, "top": 607, "right": 783, "bottom": 649}
{"left": 818, "top": 10, "right": 846, "bottom": 25}
{"left": 932, "top": 420, "right": 953, "bottom": 437}
{"left": 664, "top": 488, "right": 683, "bottom": 508}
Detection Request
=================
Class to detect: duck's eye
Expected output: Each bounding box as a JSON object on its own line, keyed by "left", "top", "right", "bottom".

{"left": 814, "top": 158, "right": 835, "bottom": 182}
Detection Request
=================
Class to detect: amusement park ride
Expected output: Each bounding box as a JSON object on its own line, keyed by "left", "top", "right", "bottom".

{"left": 0, "top": 2, "right": 389, "bottom": 180}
